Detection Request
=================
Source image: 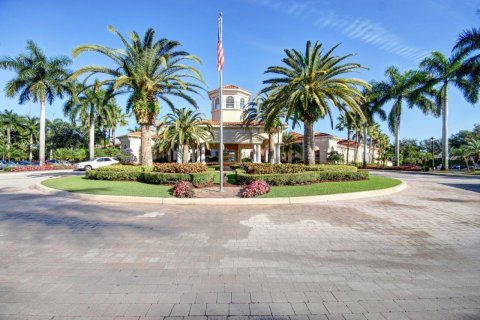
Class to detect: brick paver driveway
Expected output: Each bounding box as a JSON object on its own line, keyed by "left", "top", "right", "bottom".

{"left": 0, "top": 171, "right": 479, "bottom": 320}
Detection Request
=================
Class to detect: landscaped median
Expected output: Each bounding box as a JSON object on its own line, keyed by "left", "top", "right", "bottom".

{"left": 38, "top": 162, "right": 405, "bottom": 204}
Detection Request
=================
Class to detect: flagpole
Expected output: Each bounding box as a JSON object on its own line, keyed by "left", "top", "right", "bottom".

{"left": 218, "top": 12, "right": 224, "bottom": 192}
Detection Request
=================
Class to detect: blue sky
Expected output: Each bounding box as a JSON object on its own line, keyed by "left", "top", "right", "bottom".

{"left": 0, "top": 0, "right": 478, "bottom": 142}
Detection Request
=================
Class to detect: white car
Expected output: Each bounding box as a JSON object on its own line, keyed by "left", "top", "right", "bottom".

{"left": 75, "top": 157, "right": 119, "bottom": 171}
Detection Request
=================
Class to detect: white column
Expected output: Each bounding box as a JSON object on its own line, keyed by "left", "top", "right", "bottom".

{"left": 253, "top": 144, "right": 257, "bottom": 163}
{"left": 177, "top": 147, "right": 182, "bottom": 163}
{"left": 256, "top": 144, "right": 262, "bottom": 163}
{"left": 276, "top": 143, "right": 281, "bottom": 164}
{"left": 265, "top": 148, "right": 269, "bottom": 163}
{"left": 200, "top": 144, "right": 206, "bottom": 163}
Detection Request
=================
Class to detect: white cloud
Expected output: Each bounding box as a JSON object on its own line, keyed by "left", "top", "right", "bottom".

{"left": 243, "top": 0, "right": 430, "bottom": 61}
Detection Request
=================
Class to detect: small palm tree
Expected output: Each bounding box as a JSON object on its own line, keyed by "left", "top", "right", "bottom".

{"left": 451, "top": 146, "right": 472, "bottom": 171}
{"left": 420, "top": 51, "right": 478, "bottom": 170}
{"left": 102, "top": 105, "right": 128, "bottom": 146}
{"left": 64, "top": 81, "right": 117, "bottom": 159}
{"left": 281, "top": 132, "right": 302, "bottom": 163}
{"left": 22, "top": 116, "right": 40, "bottom": 162}
{"left": 260, "top": 41, "right": 368, "bottom": 165}
{"left": 155, "top": 108, "right": 213, "bottom": 163}
{"left": 0, "top": 41, "right": 71, "bottom": 164}
{"left": 466, "top": 138, "right": 480, "bottom": 169}
{"left": 335, "top": 110, "right": 358, "bottom": 164}
{"left": 242, "top": 94, "right": 284, "bottom": 163}
{"left": 361, "top": 87, "right": 386, "bottom": 166}
{"left": 374, "top": 66, "right": 438, "bottom": 166}
{"left": 0, "top": 110, "right": 22, "bottom": 154}
{"left": 71, "top": 26, "right": 204, "bottom": 165}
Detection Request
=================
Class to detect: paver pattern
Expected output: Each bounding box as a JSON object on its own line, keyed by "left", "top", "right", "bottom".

{"left": 0, "top": 171, "right": 479, "bottom": 320}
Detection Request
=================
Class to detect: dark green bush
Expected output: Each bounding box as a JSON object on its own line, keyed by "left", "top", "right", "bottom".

{"left": 190, "top": 169, "right": 215, "bottom": 186}
{"left": 86, "top": 170, "right": 142, "bottom": 181}
{"left": 236, "top": 169, "right": 368, "bottom": 185}
{"left": 140, "top": 172, "right": 190, "bottom": 184}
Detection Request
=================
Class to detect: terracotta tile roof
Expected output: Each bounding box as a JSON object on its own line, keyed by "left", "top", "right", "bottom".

{"left": 207, "top": 120, "right": 264, "bottom": 126}
{"left": 314, "top": 132, "right": 332, "bottom": 137}
{"left": 223, "top": 84, "right": 239, "bottom": 89}
{"left": 337, "top": 139, "right": 357, "bottom": 147}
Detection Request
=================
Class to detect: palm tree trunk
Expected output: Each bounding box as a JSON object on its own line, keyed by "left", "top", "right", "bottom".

{"left": 89, "top": 114, "right": 95, "bottom": 160}
{"left": 183, "top": 144, "right": 190, "bottom": 163}
{"left": 304, "top": 119, "right": 315, "bottom": 165}
{"left": 6, "top": 128, "right": 11, "bottom": 151}
{"left": 268, "top": 133, "right": 275, "bottom": 163}
{"left": 442, "top": 84, "right": 449, "bottom": 171}
{"left": 111, "top": 128, "right": 116, "bottom": 147}
{"left": 354, "top": 130, "right": 360, "bottom": 163}
{"left": 346, "top": 130, "right": 350, "bottom": 164}
{"left": 140, "top": 124, "right": 153, "bottom": 165}
{"left": 39, "top": 99, "right": 46, "bottom": 165}
{"left": 362, "top": 124, "right": 368, "bottom": 167}
{"left": 395, "top": 114, "right": 401, "bottom": 166}
{"left": 29, "top": 134, "right": 33, "bottom": 162}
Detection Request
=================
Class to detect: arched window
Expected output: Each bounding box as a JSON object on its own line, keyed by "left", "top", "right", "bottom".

{"left": 240, "top": 98, "right": 245, "bottom": 109}
{"left": 214, "top": 97, "right": 220, "bottom": 109}
{"left": 226, "top": 96, "right": 234, "bottom": 108}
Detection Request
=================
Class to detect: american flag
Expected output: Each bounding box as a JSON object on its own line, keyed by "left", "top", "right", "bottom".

{"left": 217, "top": 27, "right": 224, "bottom": 72}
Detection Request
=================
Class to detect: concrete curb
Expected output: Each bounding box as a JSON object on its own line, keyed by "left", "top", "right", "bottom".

{"left": 35, "top": 179, "right": 407, "bottom": 205}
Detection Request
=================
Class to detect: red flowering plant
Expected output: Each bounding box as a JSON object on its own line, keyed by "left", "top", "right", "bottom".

{"left": 6, "top": 165, "right": 73, "bottom": 172}
{"left": 172, "top": 181, "right": 195, "bottom": 198}
{"left": 241, "top": 180, "right": 270, "bottom": 198}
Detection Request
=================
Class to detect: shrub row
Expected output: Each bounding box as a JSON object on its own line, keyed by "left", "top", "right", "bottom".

{"left": 6, "top": 165, "right": 74, "bottom": 172}
{"left": 87, "top": 167, "right": 215, "bottom": 186}
{"left": 235, "top": 169, "right": 368, "bottom": 185}
{"left": 242, "top": 163, "right": 358, "bottom": 174}
{"left": 153, "top": 162, "right": 208, "bottom": 173}
{"left": 305, "top": 164, "right": 358, "bottom": 173}
{"left": 243, "top": 163, "right": 305, "bottom": 174}
{"left": 96, "top": 165, "right": 153, "bottom": 172}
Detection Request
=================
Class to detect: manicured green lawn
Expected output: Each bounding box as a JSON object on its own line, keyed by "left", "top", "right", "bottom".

{"left": 259, "top": 176, "right": 401, "bottom": 198}
{"left": 42, "top": 175, "right": 172, "bottom": 197}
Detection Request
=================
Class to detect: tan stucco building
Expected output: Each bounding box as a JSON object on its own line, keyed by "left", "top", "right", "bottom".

{"left": 118, "top": 85, "right": 283, "bottom": 163}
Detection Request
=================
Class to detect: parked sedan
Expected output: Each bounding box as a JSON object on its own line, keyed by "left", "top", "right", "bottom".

{"left": 75, "top": 157, "right": 118, "bottom": 171}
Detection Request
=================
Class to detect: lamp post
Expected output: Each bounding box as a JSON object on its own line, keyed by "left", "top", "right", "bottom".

{"left": 430, "top": 137, "right": 435, "bottom": 171}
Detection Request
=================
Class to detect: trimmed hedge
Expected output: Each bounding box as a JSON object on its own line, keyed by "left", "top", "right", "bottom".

{"left": 190, "top": 169, "right": 216, "bottom": 186}
{"left": 96, "top": 165, "right": 153, "bottom": 172}
{"left": 87, "top": 166, "right": 215, "bottom": 186}
{"left": 86, "top": 170, "right": 143, "bottom": 181}
{"left": 153, "top": 163, "right": 207, "bottom": 173}
{"left": 140, "top": 172, "right": 190, "bottom": 184}
{"left": 305, "top": 164, "right": 358, "bottom": 173}
{"left": 243, "top": 163, "right": 305, "bottom": 174}
{"left": 242, "top": 163, "right": 358, "bottom": 174}
{"left": 235, "top": 169, "right": 368, "bottom": 185}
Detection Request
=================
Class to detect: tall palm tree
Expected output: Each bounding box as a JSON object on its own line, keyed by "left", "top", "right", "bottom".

{"left": 70, "top": 26, "right": 204, "bottom": 165}
{"left": 0, "top": 110, "right": 21, "bottom": 153}
{"left": 281, "top": 132, "right": 302, "bottom": 163}
{"left": 242, "top": 94, "right": 283, "bottom": 163}
{"left": 0, "top": 41, "right": 71, "bottom": 165}
{"left": 453, "top": 27, "right": 480, "bottom": 84}
{"left": 22, "top": 116, "right": 40, "bottom": 162}
{"left": 373, "top": 66, "right": 438, "bottom": 166}
{"left": 260, "top": 41, "right": 368, "bottom": 165}
{"left": 155, "top": 108, "right": 213, "bottom": 163}
{"left": 420, "top": 51, "right": 478, "bottom": 170}
{"left": 64, "top": 82, "right": 117, "bottom": 159}
{"left": 335, "top": 111, "right": 358, "bottom": 164}
{"left": 360, "top": 87, "right": 386, "bottom": 166}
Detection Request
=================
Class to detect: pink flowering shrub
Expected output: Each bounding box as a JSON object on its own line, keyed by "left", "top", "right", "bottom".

{"left": 172, "top": 181, "right": 194, "bottom": 198}
{"left": 6, "top": 165, "right": 73, "bottom": 172}
{"left": 241, "top": 180, "right": 270, "bottom": 198}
